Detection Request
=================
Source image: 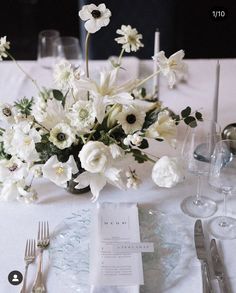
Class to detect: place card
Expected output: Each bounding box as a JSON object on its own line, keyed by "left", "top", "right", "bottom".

{"left": 89, "top": 202, "right": 144, "bottom": 286}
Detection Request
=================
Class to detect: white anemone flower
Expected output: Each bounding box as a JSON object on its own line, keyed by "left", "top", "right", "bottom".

{"left": 146, "top": 110, "right": 177, "bottom": 146}
{"left": 0, "top": 156, "right": 28, "bottom": 181}
{"left": 79, "top": 3, "right": 111, "bottom": 34}
{"left": 0, "top": 36, "right": 10, "bottom": 60}
{"left": 115, "top": 25, "right": 144, "bottom": 53}
{"left": 67, "top": 100, "right": 95, "bottom": 133}
{"left": 42, "top": 155, "right": 78, "bottom": 188}
{"left": 49, "top": 123, "right": 76, "bottom": 150}
{"left": 153, "top": 50, "right": 187, "bottom": 88}
{"left": 0, "top": 103, "right": 15, "bottom": 124}
{"left": 117, "top": 105, "right": 146, "bottom": 134}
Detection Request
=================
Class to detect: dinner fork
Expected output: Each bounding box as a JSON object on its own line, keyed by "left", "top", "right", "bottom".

{"left": 20, "top": 239, "right": 36, "bottom": 293}
{"left": 32, "top": 221, "right": 50, "bottom": 293}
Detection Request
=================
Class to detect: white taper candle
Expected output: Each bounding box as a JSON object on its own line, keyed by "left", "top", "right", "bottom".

{"left": 213, "top": 60, "right": 220, "bottom": 123}
{"left": 153, "top": 28, "right": 160, "bottom": 99}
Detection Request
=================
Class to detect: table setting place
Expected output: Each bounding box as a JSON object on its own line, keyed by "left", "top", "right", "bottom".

{"left": 1, "top": 2, "right": 236, "bottom": 293}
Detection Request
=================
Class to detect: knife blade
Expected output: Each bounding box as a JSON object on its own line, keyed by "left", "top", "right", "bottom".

{"left": 210, "top": 239, "right": 231, "bottom": 293}
{"left": 194, "top": 219, "right": 213, "bottom": 293}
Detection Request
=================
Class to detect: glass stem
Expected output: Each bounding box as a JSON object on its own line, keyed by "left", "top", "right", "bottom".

{"left": 195, "top": 174, "right": 202, "bottom": 204}
{"left": 223, "top": 191, "right": 229, "bottom": 219}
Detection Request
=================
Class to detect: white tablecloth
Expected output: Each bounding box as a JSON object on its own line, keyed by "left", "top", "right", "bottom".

{"left": 0, "top": 58, "right": 236, "bottom": 293}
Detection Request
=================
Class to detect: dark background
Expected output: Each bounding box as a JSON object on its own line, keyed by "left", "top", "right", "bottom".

{"left": 0, "top": 0, "right": 235, "bottom": 60}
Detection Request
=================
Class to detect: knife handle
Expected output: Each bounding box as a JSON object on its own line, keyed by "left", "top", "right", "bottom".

{"left": 218, "top": 276, "right": 231, "bottom": 293}
{"left": 201, "top": 261, "right": 214, "bottom": 293}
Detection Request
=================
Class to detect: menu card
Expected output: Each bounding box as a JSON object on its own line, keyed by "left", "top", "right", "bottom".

{"left": 89, "top": 202, "right": 144, "bottom": 287}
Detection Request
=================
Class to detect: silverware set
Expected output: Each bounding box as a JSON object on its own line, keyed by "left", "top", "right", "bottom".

{"left": 20, "top": 221, "right": 50, "bottom": 293}
{"left": 194, "top": 219, "right": 231, "bottom": 293}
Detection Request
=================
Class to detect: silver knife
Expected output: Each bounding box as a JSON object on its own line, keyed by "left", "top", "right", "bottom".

{"left": 210, "top": 239, "right": 231, "bottom": 293}
{"left": 194, "top": 220, "right": 214, "bottom": 293}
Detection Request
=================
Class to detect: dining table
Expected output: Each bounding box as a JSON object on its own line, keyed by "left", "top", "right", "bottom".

{"left": 0, "top": 57, "right": 236, "bottom": 293}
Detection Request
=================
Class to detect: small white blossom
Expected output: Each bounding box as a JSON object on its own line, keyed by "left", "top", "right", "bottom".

{"left": 17, "top": 182, "right": 38, "bottom": 204}
{"left": 54, "top": 60, "right": 77, "bottom": 90}
{"left": 49, "top": 123, "right": 76, "bottom": 150}
{"left": 0, "top": 103, "right": 15, "bottom": 124}
{"left": 117, "top": 106, "right": 146, "bottom": 134}
{"left": 123, "top": 133, "right": 143, "bottom": 146}
{"left": 79, "top": 3, "right": 111, "bottom": 34}
{"left": 42, "top": 155, "right": 78, "bottom": 188}
{"left": 0, "top": 36, "right": 10, "bottom": 60}
{"left": 115, "top": 25, "right": 144, "bottom": 53}
{"left": 126, "top": 169, "right": 141, "bottom": 189}
{"left": 153, "top": 50, "right": 187, "bottom": 88}
{"left": 67, "top": 100, "right": 95, "bottom": 133}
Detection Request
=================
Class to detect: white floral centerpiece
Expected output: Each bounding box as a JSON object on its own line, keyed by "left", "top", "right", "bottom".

{"left": 0, "top": 3, "right": 202, "bottom": 203}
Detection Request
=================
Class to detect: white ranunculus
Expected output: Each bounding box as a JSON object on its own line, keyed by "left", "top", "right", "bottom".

{"left": 0, "top": 36, "right": 10, "bottom": 60}
{"left": 79, "top": 141, "right": 111, "bottom": 173}
{"left": 152, "top": 156, "right": 184, "bottom": 188}
{"left": 115, "top": 25, "right": 144, "bottom": 53}
{"left": 153, "top": 50, "right": 187, "bottom": 88}
{"left": 146, "top": 110, "right": 177, "bottom": 146}
{"left": 42, "top": 155, "right": 78, "bottom": 188}
{"left": 49, "top": 123, "right": 76, "bottom": 150}
{"left": 79, "top": 3, "right": 111, "bottom": 34}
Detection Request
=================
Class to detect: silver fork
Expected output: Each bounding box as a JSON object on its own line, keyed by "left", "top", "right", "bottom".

{"left": 32, "top": 221, "right": 50, "bottom": 293}
{"left": 20, "top": 239, "right": 36, "bottom": 293}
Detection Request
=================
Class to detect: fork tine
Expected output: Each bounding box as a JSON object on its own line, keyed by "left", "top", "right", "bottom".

{"left": 25, "top": 239, "right": 29, "bottom": 257}
{"left": 47, "top": 221, "right": 49, "bottom": 238}
{"left": 38, "top": 222, "right": 41, "bottom": 242}
{"left": 33, "top": 239, "right": 36, "bottom": 256}
{"left": 30, "top": 239, "right": 33, "bottom": 256}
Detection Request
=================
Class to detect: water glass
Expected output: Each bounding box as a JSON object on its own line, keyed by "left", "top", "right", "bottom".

{"left": 37, "top": 29, "right": 60, "bottom": 69}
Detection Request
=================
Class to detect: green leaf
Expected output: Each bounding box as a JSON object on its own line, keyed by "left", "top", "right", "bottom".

{"left": 138, "top": 139, "right": 149, "bottom": 149}
{"left": 184, "top": 116, "right": 197, "bottom": 128}
{"left": 130, "top": 149, "right": 149, "bottom": 163}
{"left": 14, "top": 97, "right": 33, "bottom": 116}
{"left": 181, "top": 106, "right": 191, "bottom": 118}
{"left": 195, "top": 111, "right": 203, "bottom": 121}
{"left": 52, "top": 89, "right": 64, "bottom": 101}
{"left": 142, "top": 108, "right": 160, "bottom": 130}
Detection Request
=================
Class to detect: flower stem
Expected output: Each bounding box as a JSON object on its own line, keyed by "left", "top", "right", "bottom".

{"left": 134, "top": 69, "right": 161, "bottom": 89}
{"left": 117, "top": 48, "right": 125, "bottom": 66}
{"left": 85, "top": 33, "right": 91, "bottom": 78}
{"left": 6, "top": 52, "right": 41, "bottom": 92}
{"left": 108, "top": 124, "right": 121, "bottom": 135}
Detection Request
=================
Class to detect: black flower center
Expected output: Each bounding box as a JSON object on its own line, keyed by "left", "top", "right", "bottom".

{"left": 9, "top": 164, "right": 18, "bottom": 172}
{"left": 2, "top": 108, "right": 12, "bottom": 117}
{"left": 91, "top": 9, "right": 101, "bottom": 18}
{"left": 126, "top": 114, "right": 136, "bottom": 124}
{"left": 57, "top": 132, "right": 66, "bottom": 141}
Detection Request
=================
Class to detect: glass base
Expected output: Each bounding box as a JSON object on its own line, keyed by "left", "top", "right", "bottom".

{"left": 208, "top": 216, "right": 236, "bottom": 240}
{"left": 181, "top": 196, "right": 217, "bottom": 218}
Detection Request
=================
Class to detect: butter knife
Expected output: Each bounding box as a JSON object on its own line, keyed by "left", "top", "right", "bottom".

{"left": 210, "top": 239, "right": 231, "bottom": 293}
{"left": 194, "top": 220, "right": 213, "bottom": 293}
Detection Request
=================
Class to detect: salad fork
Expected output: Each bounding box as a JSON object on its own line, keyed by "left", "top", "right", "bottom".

{"left": 32, "top": 221, "right": 50, "bottom": 293}
{"left": 20, "top": 239, "right": 36, "bottom": 293}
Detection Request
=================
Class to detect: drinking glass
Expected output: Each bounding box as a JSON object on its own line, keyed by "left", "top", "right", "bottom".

{"left": 53, "top": 36, "right": 82, "bottom": 66}
{"left": 181, "top": 120, "right": 220, "bottom": 218}
{"left": 208, "top": 140, "right": 236, "bottom": 239}
{"left": 37, "top": 29, "right": 60, "bottom": 69}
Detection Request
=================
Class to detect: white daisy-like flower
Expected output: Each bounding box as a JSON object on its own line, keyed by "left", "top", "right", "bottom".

{"left": 0, "top": 36, "right": 10, "bottom": 61}
{"left": 0, "top": 103, "right": 15, "bottom": 124}
{"left": 115, "top": 25, "right": 144, "bottom": 53}
{"left": 0, "top": 156, "right": 28, "bottom": 182}
{"left": 153, "top": 50, "right": 187, "bottom": 88}
{"left": 42, "top": 155, "right": 78, "bottom": 188}
{"left": 67, "top": 100, "right": 95, "bottom": 133}
{"left": 54, "top": 60, "right": 76, "bottom": 90}
{"left": 79, "top": 3, "right": 111, "bottom": 34}
{"left": 146, "top": 110, "right": 177, "bottom": 146}
{"left": 49, "top": 123, "right": 76, "bottom": 150}
{"left": 117, "top": 106, "right": 146, "bottom": 134}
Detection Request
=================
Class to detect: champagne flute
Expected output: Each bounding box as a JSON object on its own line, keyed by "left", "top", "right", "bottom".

{"left": 181, "top": 120, "right": 220, "bottom": 218}
{"left": 208, "top": 139, "right": 236, "bottom": 239}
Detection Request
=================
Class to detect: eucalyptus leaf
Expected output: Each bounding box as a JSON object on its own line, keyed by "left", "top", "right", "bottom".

{"left": 184, "top": 116, "right": 197, "bottom": 127}
{"left": 181, "top": 106, "right": 191, "bottom": 118}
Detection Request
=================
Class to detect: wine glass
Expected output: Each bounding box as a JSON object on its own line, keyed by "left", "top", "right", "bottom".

{"left": 181, "top": 120, "right": 221, "bottom": 218}
{"left": 208, "top": 139, "right": 236, "bottom": 239}
{"left": 37, "top": 29, "right": 60, "bottom": 69}
{"left": 53, "top": 36, "right": 82, "bottom": 67}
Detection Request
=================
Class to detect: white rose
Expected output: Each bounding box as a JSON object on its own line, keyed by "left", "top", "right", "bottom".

{"left": 79, "top": 141, "right": 111, "bottom": 173}
{"left": 152, "top": 156, "right": 184, "bottom": 188}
